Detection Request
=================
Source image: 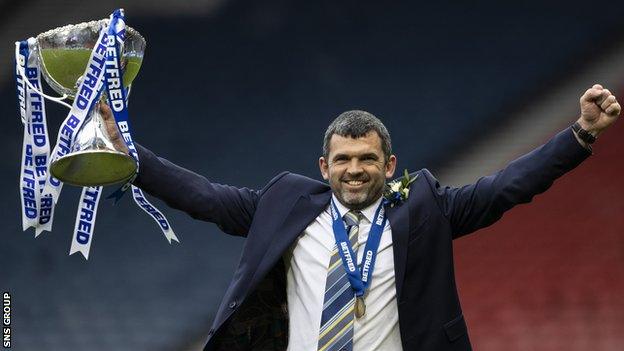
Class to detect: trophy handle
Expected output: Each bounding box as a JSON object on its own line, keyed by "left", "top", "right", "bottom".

{"left": 14, "top": 42, "right": 72, "bottom": 110}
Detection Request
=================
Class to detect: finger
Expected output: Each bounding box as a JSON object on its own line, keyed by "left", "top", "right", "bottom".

{"left": 99, "top": 102, "right": 113, "bottom": 120}
{"left": 605, "top": 102, "right": 621, "bottom": 116}
{"left": 592, "top": 83, "right": 603, "bottom": 90}
{"left": 582, "top": 88, "right": 603, "bottom": 102}
{"left": 596, "top": 89, "right": 612, "bottom": 105}
{"left": 601, "top": 94, "right": 616, "bottom": 110}
{"left": 98, "top": 101, "right": 109, "bottom": 111}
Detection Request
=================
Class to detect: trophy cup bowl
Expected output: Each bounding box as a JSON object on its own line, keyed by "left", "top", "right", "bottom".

{"left": 35, "top": 20, "right": 145, "bottom": 186}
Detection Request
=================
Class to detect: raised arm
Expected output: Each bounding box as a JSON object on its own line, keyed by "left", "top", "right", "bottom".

{"left": 428, "top": 84, "right": 620, "bottom": 238}
{"left": 99, "top": 103, "right": 279, "bottom": 237}
{"left": 133, "top": 144, "right": 262, "bottom": 236}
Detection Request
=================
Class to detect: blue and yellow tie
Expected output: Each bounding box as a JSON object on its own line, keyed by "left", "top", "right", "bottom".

{"left": 317, "top": 210, "right": 361, "bottom": 351}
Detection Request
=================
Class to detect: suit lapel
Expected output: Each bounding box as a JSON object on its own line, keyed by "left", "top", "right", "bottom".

{"left": 386, "top": 201, "right": 410, "bottom": 300}
{"left": 388, "top": 175, "right": 430, "bottom": 301}
{"left": 254, "top": 190, "right": 332, "bottom": 285}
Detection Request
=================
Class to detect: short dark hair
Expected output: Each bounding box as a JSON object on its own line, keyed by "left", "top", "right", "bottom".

{"left": 323, "top": 110, "right": 392, "bottom": 162}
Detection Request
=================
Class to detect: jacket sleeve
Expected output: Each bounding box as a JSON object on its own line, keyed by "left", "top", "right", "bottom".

{"left": 132, "top": 144, "right": 286, "bottom": 237}
{"left": 424, "top": 127, "right": 592, "bottom": 239}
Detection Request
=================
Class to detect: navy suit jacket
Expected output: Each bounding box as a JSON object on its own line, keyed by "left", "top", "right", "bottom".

{"left": 135, "top": 128, "right": 590, "bottom": 351}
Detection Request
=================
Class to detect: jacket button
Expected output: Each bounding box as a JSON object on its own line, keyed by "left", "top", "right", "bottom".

{"left": 228, "top": 301, "right": 237, "bottom": 309}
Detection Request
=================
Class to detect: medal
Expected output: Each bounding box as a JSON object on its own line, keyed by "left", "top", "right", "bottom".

{"left": 355, "top": 296, "right": 366, "bottom": 318}
{"left": 330, "top": 199, "right": 386, "bottom": 321}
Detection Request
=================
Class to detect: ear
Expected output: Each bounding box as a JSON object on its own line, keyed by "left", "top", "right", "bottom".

{"left": 319, "top": 156, "right": 329, "bottom": 180}
{"left": 385, "top": 155, "right": 397, "bottom": 179}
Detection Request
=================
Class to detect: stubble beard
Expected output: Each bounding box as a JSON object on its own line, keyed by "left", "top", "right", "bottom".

{"left": 334, "top": 181, "right": 384, "bottom": 211}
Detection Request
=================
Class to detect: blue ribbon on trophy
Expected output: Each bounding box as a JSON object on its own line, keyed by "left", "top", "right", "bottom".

{"left": 69, "top": 186, "right": 102, "bottom": 258}
{"left": 103, "top": 9, "right": 178, "bottom": 244}
{"left": 14, "top": 8, "right": 178, "bottom": 259}
{"left": 15, "top": 39, "right": 53, "bottom": 235}
{"left": 15, "top": 41, "right": 38, "bottom": 231}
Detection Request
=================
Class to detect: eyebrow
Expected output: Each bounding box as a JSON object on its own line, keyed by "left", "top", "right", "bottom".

{"left": 332, "top": 152, "right": 380, "bottom": 161}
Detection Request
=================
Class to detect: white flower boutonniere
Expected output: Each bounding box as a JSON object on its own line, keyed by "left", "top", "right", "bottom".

{"left": 383, "top": 169, "right": 418, "bottom": 207}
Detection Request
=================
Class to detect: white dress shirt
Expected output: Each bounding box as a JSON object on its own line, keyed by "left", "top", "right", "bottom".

{"left": 283, "top": 195, "right": 403, "bottom": 350}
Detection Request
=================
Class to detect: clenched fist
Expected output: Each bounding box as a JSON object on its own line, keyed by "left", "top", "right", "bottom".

{"left": 578, "top": 84, "right": 621, "bottom": 138}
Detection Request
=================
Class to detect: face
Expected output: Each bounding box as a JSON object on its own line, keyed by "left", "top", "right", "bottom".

{"left": 319, "top": 131, "right": 397, "bottom": 210}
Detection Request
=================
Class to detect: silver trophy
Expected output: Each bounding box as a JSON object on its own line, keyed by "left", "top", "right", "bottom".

{"left": 34, "top": 20, "right": 145, "bottom": 186}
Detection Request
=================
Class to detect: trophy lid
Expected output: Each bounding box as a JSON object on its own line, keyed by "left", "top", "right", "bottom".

{"left": 36, "top": 19, "right": 145, "bottom": 97}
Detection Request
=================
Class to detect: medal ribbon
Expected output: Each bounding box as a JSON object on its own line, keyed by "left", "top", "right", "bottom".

{"left": 330, "top": 198, "right": 387, "bottom": 297}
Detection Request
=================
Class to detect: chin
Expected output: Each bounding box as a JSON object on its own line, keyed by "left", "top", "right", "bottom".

{"left": 340, "top": 193, "right": 370, "bottom": 210}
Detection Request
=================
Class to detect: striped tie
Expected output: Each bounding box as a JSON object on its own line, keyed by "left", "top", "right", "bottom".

{"left": 317, "top": 210, "right": 362, "bottom": 351}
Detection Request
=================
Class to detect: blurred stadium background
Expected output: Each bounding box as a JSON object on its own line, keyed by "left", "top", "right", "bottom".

{"left": 1, "top": 0, "right": 623, "bottom": 350}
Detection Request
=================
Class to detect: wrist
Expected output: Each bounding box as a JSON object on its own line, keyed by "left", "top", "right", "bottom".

{"left": 572, "top": 129, "right": 591, "bottom": 151}
{"left": 576, "top": 117, "right": 601, "bottom": 138}
{"left": 571, "top": 121, "right": 595, "bottom": 152}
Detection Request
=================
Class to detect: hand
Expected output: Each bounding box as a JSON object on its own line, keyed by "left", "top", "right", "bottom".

{"left": 98, "top": 101, "right": 130, "bottom": 155}
{"left": 578, "top": 84, "right": 621, "bottom": 138}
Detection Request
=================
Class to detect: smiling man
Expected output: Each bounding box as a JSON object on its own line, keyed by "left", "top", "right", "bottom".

{"left": 103, "top": 84, "right": 620, "bottom": 350}
{"left": 319, "top": 113, "right": 397, "bottom": 211}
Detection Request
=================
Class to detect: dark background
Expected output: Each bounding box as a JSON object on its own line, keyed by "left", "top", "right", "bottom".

{"left": 2, "top": 1, "right": 623, "bottom": 350}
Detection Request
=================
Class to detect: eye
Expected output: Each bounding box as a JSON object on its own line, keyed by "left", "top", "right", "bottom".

{"left": 361, "top": 155, "right": 378, "bottom": 163}
{"left": 332, "top": 156, "right": 348, "bottom": 165}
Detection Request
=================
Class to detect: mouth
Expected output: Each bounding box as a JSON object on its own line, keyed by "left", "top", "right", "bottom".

{"left": 342, "top": 179, "right": 368, "bottom": 188}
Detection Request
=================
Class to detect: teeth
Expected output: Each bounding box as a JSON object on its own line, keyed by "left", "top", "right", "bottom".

{"left": 346, "top": 180, "right": 364, "bottom": 185}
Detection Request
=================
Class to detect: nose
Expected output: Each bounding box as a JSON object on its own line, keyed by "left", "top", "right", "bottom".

{"left": 346, "top": 158, "right": 363, "bottom": 175}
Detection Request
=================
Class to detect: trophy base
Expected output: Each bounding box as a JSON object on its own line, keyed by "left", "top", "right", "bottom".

{"left": 50, "top": 150, "right": 137, "bottom": 187}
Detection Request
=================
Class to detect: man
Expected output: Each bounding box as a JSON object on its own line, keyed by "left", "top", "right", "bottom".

{"left": 103, "top": 84, "right": 619, "bottom": 350}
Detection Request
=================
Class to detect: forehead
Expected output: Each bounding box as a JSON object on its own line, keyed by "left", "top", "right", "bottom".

{"left": 327, "top": 131, "right": 383, "bottom": 157}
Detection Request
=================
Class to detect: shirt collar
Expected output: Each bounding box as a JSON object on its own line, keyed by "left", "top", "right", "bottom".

{"left": 331, "top": 194, "right": 383, "bottom": 224}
